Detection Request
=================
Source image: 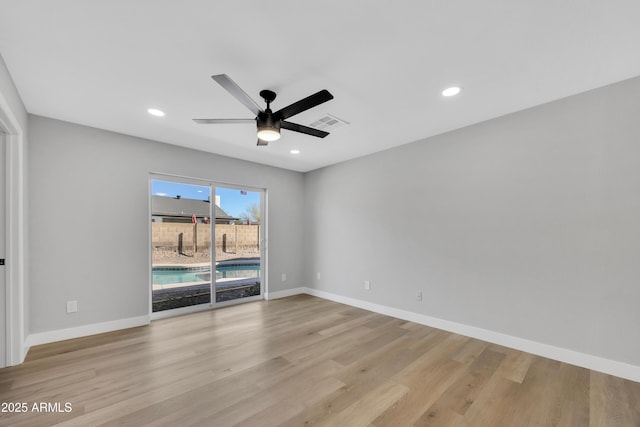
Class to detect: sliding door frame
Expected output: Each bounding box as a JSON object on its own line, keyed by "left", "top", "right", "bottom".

{"left": 148, "top": 172, "right": 267, "bottom": 320}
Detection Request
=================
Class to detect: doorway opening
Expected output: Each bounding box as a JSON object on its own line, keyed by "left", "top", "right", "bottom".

{"left": 150, "top": 176, "right": 265, "bottom": 316}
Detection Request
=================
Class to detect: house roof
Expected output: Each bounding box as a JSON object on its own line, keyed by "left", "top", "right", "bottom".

{"left": 151, "top": 196, "right": 237, "bottom": 221}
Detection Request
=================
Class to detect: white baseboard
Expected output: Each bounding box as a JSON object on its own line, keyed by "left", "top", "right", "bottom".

{"left": 302, "top": 288, "right": 640, "bottom": 383}
{"left": 25, "top": 315, "right": 150, "bottom": 348}
{"left": 21, "top": 343, "right": 29, "bottom": 365}
{"left": 265, "top": 287, "right": 306, "bottom": 300}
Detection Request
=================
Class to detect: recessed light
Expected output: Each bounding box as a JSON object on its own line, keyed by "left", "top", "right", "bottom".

{"left": 148, "top": 108, "right": 165, "bottom": 117}
{"left": 290, "top": 149, "right": 300, "bottom": 154}
{"left": 442, "top": 86, "right": 462, "bottom": 97}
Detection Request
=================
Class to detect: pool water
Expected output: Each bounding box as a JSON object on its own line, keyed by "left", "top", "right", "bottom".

{"left": 153, "top": 264, "right": 260, "bottom": 285}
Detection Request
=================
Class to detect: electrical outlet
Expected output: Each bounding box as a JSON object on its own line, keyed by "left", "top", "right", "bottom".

{"left": 281, "top": 273, "right": 287, "bottom": 282}
{"left": 317, "top": 272, "right": 321, "bottom": 280}
{"left": 364, "top": 280, "right": 371, "bottom": 291}
{"left": 416, "top": 291, "right": 423, "bottom": 301}
{"left": 66, "top": 300, "right": 78, "bottom": 313}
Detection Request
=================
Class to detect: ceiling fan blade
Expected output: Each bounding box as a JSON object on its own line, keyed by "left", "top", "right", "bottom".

{"left": 273, "top": 90, "right": 334, "bottom": 121}
{"left": 193, "top": 118, "right": 255, "bottom": 124}
{"left": 257, "top": 139, "right": 269, "bottom": 146}
{"left": 281, "top": 121, "right": 330, "bottom": 138}
{"left": 212, "top": 74, "right": 263, "bottom": 116}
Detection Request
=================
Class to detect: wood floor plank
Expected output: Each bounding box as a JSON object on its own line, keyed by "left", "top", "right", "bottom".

{"left": 55, "top": 370, "right": 219, "bottom": 426}
{"left": 429, "top": 348, "right": 506, "bottom": 417}
{"left": 332, "top": 319, "right": 408, "bottom": 366}
{"left": 508, "top": 357, "right": 564, "bottom": 426}
{"left": 450, "top": 338, "right": 489, "bottom": 364}
{"left": 188, "top": 359, "right": 344, "bottom": 427}
{"left": 99, "top": 357, "right": 294, "bottom": 427}
{"left": 0, "top": 294, "right": 639, "bottom": 427}
{"left": 548, "top": 363, "right": 590, "bottom": 427}
{"left": 495, "top": 349, "right": 534, "bottom": 384}
{"left": 232, "top": 376, "right": 345, "bottom": 427}
{"left": 413, "top": 402, "right": 465, "bottom": 426}
{"left": 590, "top": 370, "right": 640, "bottom": 427}
{"left": 453, "top": 371, "right": 522, "bottom": 427}
{"left": 317, "top": 380, "right": 410, "bottom": 427}
{"left": 281, "top": 335, "right": 429, "bottom": 426}
{"left": 371, "top": 354, "right": 469, "bottom": 425}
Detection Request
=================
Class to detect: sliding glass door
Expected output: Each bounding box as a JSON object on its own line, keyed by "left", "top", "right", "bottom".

{"left": 214, "top": 186, "right": 264, "bottom": 304}
{"left": 150, "top": 176, "right": 265, "bottom": 316}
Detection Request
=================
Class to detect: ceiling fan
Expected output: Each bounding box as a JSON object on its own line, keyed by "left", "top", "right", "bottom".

{"left": 194, "top": 74, "right": 334, "bottom": 146}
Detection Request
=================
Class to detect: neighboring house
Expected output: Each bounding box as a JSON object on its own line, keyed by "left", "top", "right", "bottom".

{"left": 151, "top": 195, "right": 238, "bottom": 224}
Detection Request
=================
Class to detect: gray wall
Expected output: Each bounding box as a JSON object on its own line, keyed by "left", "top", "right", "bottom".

{"left": 304, "top": 75, "right": 640, "bottom": 366}
{"left": 28, "top": 115, "right": 305, "bottom": 333}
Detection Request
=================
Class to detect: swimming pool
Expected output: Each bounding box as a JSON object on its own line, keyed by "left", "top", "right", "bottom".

{"left": 152, "top": 264, "right": 260, "bottom": 285}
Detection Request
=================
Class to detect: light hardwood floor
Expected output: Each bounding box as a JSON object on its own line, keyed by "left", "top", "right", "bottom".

{"left": 1, "top": 295, "right": 639, "bottom": 426}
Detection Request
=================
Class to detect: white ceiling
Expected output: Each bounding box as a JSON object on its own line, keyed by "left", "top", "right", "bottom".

{"left": 1, "top": 1, "right": 640, "bottom": 172}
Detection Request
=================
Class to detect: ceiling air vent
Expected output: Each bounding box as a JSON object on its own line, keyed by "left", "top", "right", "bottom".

{"left": 308, "top": 114, "right": 349, "bottom": 132}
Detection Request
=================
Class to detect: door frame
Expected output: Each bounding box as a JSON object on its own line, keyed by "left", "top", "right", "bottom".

{"left": 0, "top": 92, "right": 26, "bottom": 367}
{"left": 148, "top": 173, "right": 267, "bottom": 320}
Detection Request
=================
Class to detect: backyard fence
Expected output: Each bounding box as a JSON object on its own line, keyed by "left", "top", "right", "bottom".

{"left": 151, "top": 223, "right": 260, "bottom": 254}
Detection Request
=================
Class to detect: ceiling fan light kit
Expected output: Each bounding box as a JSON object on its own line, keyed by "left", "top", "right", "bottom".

{"left": 257, "top": 127, "right": 280, "bottom": 142}
{"left": 194, "top": 74, "right": 334, "bottom": 146}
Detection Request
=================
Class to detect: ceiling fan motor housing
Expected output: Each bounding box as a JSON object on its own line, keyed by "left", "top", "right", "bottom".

{"left": 257, "top": 110, "right": 281, "bottom": 132}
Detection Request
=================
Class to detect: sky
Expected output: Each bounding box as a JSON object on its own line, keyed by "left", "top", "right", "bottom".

{"left": 151, "top": 179, "right": 261, "bottom": 218}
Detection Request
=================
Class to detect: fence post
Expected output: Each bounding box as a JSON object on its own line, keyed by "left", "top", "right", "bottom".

{"left": 194, "top": 223, "right": 197, "bottom": 253}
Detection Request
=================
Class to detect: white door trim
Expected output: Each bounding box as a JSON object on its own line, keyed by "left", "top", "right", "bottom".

{"left": 0, "top": 92, "right": 26, "bottom": 366}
